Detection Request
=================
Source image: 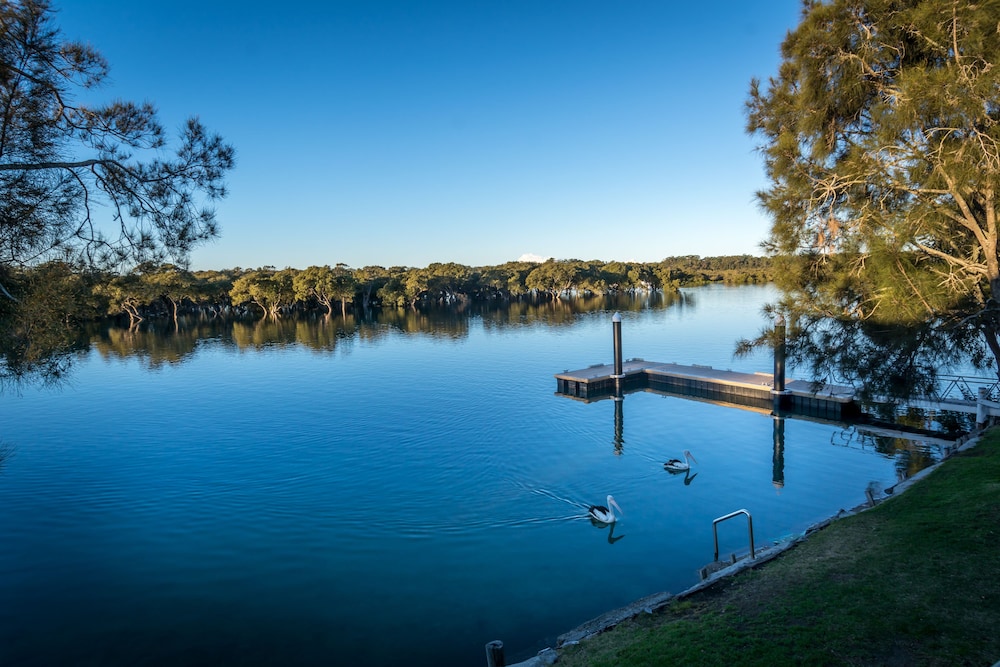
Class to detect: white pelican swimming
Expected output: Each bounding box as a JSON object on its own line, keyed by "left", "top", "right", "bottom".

{"left": 664, "top": 450, "right": 697, "bottom": 473}
{"left": 588, "top": 495, "right": 623, "bottom": 524}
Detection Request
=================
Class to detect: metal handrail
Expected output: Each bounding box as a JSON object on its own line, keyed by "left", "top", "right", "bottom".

{"left": 934, "top": 375, "right": 1000, "bottom": 402}
{"left": 713, "top": 509, "right": 755, "bottom": 561}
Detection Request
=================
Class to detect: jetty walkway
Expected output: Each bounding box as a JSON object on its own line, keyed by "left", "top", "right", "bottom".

{"left": 556, "top": 359, "right": 854, "bottom": 420}
{"left": 555, "top": 358, "right": 997, "bottom": 426}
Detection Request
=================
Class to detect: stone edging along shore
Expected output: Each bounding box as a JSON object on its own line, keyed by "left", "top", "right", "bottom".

{"left": 507, "top": 429, "right": 984, "bottom": 667}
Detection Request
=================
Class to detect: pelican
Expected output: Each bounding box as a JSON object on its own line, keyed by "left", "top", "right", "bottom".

{"left": 588, "top": 495, "right": 623, "bottom": 524}
{"left": 665, "top": 450, "right": 697, "bottom": 473}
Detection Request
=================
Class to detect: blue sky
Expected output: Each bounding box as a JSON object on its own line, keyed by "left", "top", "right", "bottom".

{"left": 54, "top": 1, "right": 802, "bottom": 271}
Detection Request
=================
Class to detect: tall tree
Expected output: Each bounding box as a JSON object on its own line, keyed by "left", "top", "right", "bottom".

{"left": 746, "top": 0, "right": 1000, "bottom": 392}
{"left": 190, "top": 269, "right": 235, "bottom": 316}
{"left": 99, "top": 270, "right": 153, "bottom": 327}
{"left": 293, "top": 265, "right": 338, "bottom": 315}
{"left": 355, "top": 265, "right": 389, "bottom": 310}
{"left": 144, "top": 264, "right": 198, "bottom": 327}
{"left": 0, "top": 0, "right": 234, "bottom": 385}
{"left": 329, "top": 263, "right": 357, "bottom": 316}
{"left": 230, "top": 268, "right": 297, "bottom": 319}
{"left": 0, "top": 0, "right": 234, "bottom": 274}
{"left": 525, "top": 259, "right": 582, "bottom": 298}
{"left": 375, "top": 267, "right": 410, "bottom": 308}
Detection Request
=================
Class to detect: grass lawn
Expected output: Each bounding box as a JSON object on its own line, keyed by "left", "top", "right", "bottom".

{"left": 554, "top": 428, "right": 1000, "bottom": 667}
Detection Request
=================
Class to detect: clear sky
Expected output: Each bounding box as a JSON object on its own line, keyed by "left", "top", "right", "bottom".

{"left": 53, "top": 1, "right": 803, "bottom": 271}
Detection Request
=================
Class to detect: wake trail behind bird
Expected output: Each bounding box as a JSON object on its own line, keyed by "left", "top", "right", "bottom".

{"left": 525, "top": 485, "right": 592, "bottom": 511}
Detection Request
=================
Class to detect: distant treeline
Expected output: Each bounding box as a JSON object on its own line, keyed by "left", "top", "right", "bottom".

{"left": 7, "top": 255, "right": 774, "bottom": 325}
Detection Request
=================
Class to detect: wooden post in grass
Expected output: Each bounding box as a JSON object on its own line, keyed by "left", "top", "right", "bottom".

{"left": 485, "top": 640, "right": 505, "bottom": 667}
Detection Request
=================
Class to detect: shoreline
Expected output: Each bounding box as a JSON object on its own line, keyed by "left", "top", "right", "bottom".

{"left": 508, "top": 428, "right": 984, "bottom": 667}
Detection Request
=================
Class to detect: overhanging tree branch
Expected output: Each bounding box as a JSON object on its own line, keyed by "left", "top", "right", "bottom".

{"left": 747, "top": 0, "right": 1000, "bottom": 386}
{"left": 0, "top": 0, "right": 234, "bottom": 272}
{"left": 0, "top": 158, "right": 103, "bottom": 170}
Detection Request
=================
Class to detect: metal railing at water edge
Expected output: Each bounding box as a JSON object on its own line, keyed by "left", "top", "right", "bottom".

{"left": 713, "top": 509, "right": 755, "bottom": 562}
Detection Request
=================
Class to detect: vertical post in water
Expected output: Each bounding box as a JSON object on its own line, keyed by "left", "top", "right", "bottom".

{"left": 612, "top": 312, "right": 623, "bottom": 395}
{"left": 485, "top": 640, "right": 505, "bottom": 667}
{"left": 772, "top": 314, "right": 787, "bottom": 412}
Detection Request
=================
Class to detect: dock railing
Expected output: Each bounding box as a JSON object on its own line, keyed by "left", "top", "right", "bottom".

{"left": 933, "top": 374, "right": 1000, "bottom": 402}
{"left": 909, "top": 375, "right": 1000, "bottom": 427}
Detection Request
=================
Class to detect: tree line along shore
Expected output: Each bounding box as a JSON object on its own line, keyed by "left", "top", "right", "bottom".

{"left": 5, "top": 255, "right": 774, "bottom": 326}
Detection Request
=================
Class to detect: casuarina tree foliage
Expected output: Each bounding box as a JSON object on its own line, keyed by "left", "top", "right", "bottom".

{"left": 745, "top": 0, "right": 1000, "bottom": 397}
{"left": 0, "top": 0, "right": 234, "bottom": 384}
{"left": 0, "top": 0, "right": 234, "bottom": 276}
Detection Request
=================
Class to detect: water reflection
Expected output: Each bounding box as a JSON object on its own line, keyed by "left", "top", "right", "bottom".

{"left": 478, "top": 291, "right": 687, "bottom": 331}
{"left": 669, "top": 468, "right": 699, "bottom": 486}
{"left": 83, "top": 292, "right": 690, "bottom": 370}
{"left": 91, "top": 321, "right": 207, "bottom": 367}
{"left": 231, "top": 317, "right": 304, "bottom": 348}
{"left": 852, "top": 429, "right": 942, "bottom": 482}
{"left": 612, "top": 397, "right": 624, "bottom": 456}
{"left": 1, "top": 284, "right": 963, "bottom": 667}
{"left": 293, "top": 315, "right": 358, "bottom": 353}
{"left": 603, "top": 391, "right": 949, "bottom": 493}
{"left": 773, "top": 416, "right": 785, "bottom": 492}
{"left": 591, "top": 520, "right": 625, "bottom": 544}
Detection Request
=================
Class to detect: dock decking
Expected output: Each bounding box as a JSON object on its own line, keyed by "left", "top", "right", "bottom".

{"left": 555, "top": 359, "right": 859, "bottom": 420}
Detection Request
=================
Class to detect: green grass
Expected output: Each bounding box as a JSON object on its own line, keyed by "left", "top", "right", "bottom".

{"left": 555, "top": 429, "right": 1000, "bottom": 667}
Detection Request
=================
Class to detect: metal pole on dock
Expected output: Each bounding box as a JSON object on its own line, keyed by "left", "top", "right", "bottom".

{"left": 612, "top": 312, "right": 623, "bottom": 394}
{"left": 772, "top": 314, "right": 787, "bottom": 412}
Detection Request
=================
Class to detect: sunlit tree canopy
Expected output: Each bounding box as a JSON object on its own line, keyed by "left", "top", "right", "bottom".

{"left": 0, "top": 0, "right": 234, "bottom": 385}
{"left": 747, "top": 0, "right": 1000, "bottom": 392}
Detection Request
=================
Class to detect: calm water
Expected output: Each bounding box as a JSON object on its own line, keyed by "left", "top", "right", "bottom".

{"left": 0, "top": 285, "right": 945, "bottom": 666}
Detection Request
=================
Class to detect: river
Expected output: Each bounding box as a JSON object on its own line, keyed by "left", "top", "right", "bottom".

{"left": 0, "top": 285, "right": 948, "bottom": 666}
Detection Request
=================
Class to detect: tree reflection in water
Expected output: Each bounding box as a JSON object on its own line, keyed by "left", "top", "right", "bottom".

{"left": 828, "top": 422, "right": 970, "bottom": 482}
{"left": 74, "top": 292, "right": 688, "bottom": 372}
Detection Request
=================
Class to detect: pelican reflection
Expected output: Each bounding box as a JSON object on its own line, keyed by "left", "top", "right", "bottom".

{"left": 668, "top": 468, "right": 698, "bottom": 486}
{"left": 590, "top": 517, "right": 625, "bottom": 544}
